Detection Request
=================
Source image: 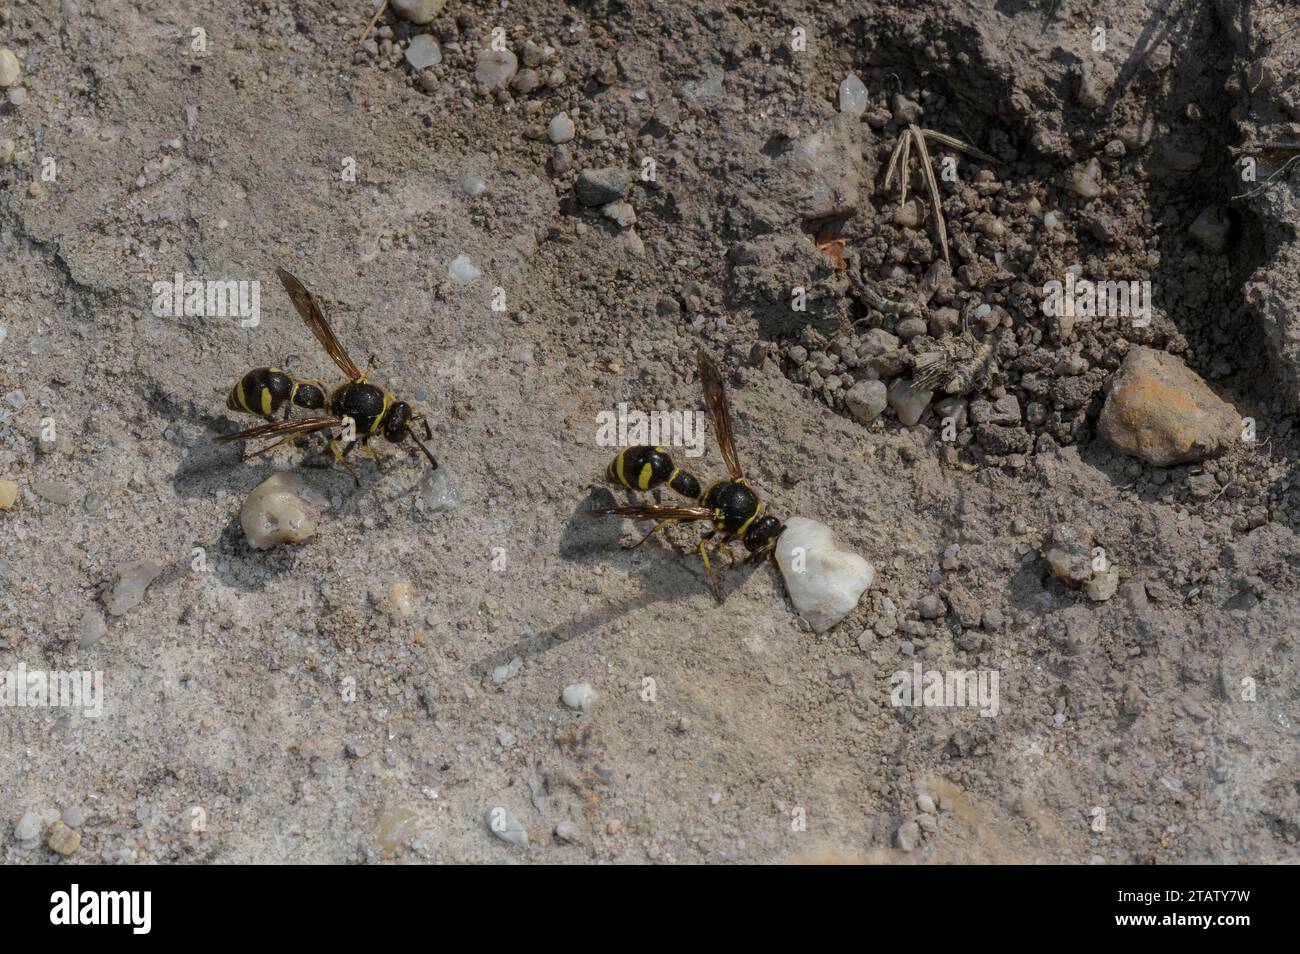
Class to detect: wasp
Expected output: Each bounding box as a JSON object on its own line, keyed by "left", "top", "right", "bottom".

{"left": 215, "top": 268, "right": 439, "bottom": 484}
{"left": 588, "top": 351, "right": 784, "bottom": 602}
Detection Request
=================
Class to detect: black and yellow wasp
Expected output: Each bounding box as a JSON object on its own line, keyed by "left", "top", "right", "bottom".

{"left": 589, "top": 351, "right": 784, "bottom": 602}
{"left": 215, "top": 268, "right": 439, "bottom": 484}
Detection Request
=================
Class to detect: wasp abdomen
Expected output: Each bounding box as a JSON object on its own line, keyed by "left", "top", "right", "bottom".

{"left": 607, "top": 446, "right": 700, "bottom": 499}
{"left": 229, "top": 367, "right": 294, "bottom": 417}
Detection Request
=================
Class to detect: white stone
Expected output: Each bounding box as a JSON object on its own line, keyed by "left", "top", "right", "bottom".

{"left": 775, "top": 517, "right": 874, "bottom": 633}
{"left": 475, "top": 48, "right": 518, "bottom": 87}
{"left": 561, "top": 682, "right": 598, "bottom": 710}
{"left": 838, "top": 73, "right": 867, "bottom": 117}
{"left": 547, "top": 111, "right": 575, "bottom": 144}
{"left": 845, "top": 379, "right": 888, "bottom": 422}
{"left": 486, "top": 807, "right": 528, "bottom": 846}
{"left": 458, "top": 175, "right": 487, "bottom": 196}
{"left": 448, "top": 254, "right": 480, "bottom": 283}
{"left": 404, "top": 35, "right": 442, "bottom": 70}
{"left": 888, "top": 378, "right": 932, "bottom": 426}
{"left": 240, "top": 472, "right": 324, "bottom": 550}
{"left": 0, "top": 49, "right": 20, "bottom": 88}
{"left": 419, "top": 467, "right": 459, "bottom": 511}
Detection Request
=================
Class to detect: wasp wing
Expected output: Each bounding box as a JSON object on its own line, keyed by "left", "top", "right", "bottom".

{"left": 214, "top": 415, "right": 345, "bottom": 444}
{"left": 586, "top": 505, "right": 712, "bottom": 522}
{"left": 697, "top": 350, "right": 744, "bottom": 480}
{"left": 276, "top": 267, "right": 362, "bottom": 381}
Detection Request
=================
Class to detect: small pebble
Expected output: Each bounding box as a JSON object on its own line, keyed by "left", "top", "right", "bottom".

{"left": 419, "top": 467, "right": 459, "bottom": 511}
{"left": 388, "top": 581, "right": 414, "bottom": 616}
{"left": 547, "top": 112, "right": 575, "bottom": 144}
{"left": 888, "top": 379, "right": 933, "bottom": 426}
{"left": 377, "top": 805, "right": 418, "bottom": 853}
{"left": 47, "top": 821, "right": 81, "bottom": 856}
{"left": 78, "top": 609, "right": 106, "bottom": 649}
{"left": 475, "top": 48, "right": 518, "bottom": 87}
{"left": 486, "top": 806, "right": 528, "bottom": 846}
{"left": 0, "top": 478, "right": 17, "bottom": 510}
{"left": 561, "top": 682, "right": 598, "bottom": 710}
{"left": 844, "top": 380, "right": 888, "bottom": 423}
{"left": 838, "top": 73, "right": 868, "bottom": 117}
{"left": 492, "top": 656, "right": 523, "bottom": 682}
{"left": 448, "top": 254, "right": 480, "bottom": 283}
{"left": 554, "top": 820, "right": 582, "bottom": 843}
{"left": 14, "top": 811, "right": 42, "bottom": 842}
{"left": 392, "top": 0, "right": 445, "bottom": 25}
{"left": 0, "top": 49, "right": 20, "bottom": 88}
{"left": 33, "top": 480, "right": 72, "bottom": 505}
{"left": 601, "top": 200, "right": 636, "bottom": 229}
{"left": 240, "top": 472, "right": 324, "bottom": 550}
{"left": 458, "top": 175, "right": 487, "bottom": 196}
{"left": 575, "top": 167, "right": 629, "bottom": 207}
{"left": 105, "top": 561, "right": 164, "bottom": 615}
{"left": 404, "top": 34, "right": 441, "bottom": 70}
{"left": 896, "top": 819, "right": 920, "bottom": 851}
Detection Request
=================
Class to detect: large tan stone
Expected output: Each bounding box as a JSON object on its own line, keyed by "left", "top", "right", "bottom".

{"left": 1098, "top": 347, "right": 1239, "bottom": 466}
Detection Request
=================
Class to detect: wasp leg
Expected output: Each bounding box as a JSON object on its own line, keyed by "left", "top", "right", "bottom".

{"left": 697, "top": 533, "right": 723, "bottom": 604}
{"left": 238, "top": 432, "right": 302, "bottom": 462}
{"left": 329, "top": 438, "right": 362, "bottom": 486}
{"left": 360, "top": 442, "right": 385, "bottom": 471}
{"left": 625, "top": 519, "right": 674, "bottom": 550}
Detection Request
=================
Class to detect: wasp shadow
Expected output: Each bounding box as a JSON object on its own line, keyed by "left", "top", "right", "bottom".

{"left": 470, "top": 487, "right": 762, "bottom": 677}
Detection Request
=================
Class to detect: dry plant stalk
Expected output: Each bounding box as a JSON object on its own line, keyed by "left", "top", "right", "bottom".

{"left": 883, "top": 124, "right": 995, "bottom": 265}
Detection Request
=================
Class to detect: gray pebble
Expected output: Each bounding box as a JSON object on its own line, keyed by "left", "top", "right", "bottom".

{"left": 895, "top": 818, "right": 920, "bottom": 851}
{"left": 575, "top": 167, "right": 629, "bottom": 207}
{"left": 33, "top": 480, "right": 72, "bottom": 505}
{"left": 475, "top": 48, "right": 518, "bottom": 88}
{"left": 404, "top": 35, "right": 441, "bottom": 70}
{"left": 79, "top": 609, "right": 106, "bottom": 649}
{"left": 917, "top": 594, "right": 946, "bottom": 619}
{"left": 14, "top": 811, "right": 42, "bottom": 842}
{"left": 554, "top": 819, "right": 583, "bottom": 843}
{"left": 486, "top": 806, "right": 528, "bottom": 846}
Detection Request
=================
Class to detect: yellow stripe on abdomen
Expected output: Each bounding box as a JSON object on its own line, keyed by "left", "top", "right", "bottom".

{"left": 637, "top": 463, "right": 654, "bottom": 490}
{"left": 235, "top": 378, "right": 254, "bottom": 414}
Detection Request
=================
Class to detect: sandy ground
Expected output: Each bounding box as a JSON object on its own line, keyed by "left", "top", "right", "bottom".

{"left": 1, "top": 0, "right": 1298, "bottom": 863}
